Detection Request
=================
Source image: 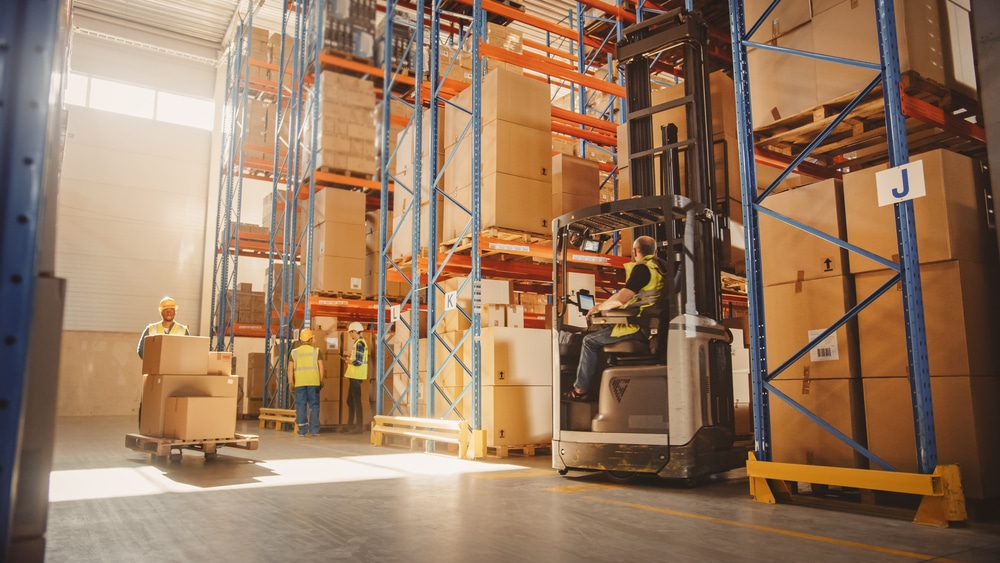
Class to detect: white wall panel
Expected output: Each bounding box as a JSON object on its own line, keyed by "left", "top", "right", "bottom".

{"left": 58, "top": 331, "right": 144, "bottom": 416}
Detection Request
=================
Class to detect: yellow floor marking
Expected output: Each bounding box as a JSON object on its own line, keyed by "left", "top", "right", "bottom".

{"left": 543, "top": 483, "right": 624, "bottom": 494}
{"left": 582, "top": 496, "right": 957, "bottom": 562}
{"left": 473, "top": 469, "right": 555, "bottom": 480}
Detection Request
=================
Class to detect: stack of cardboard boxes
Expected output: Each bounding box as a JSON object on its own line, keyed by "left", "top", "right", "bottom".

{"left": 551, "top": 153, "right": 600, "bottom": 219}
{"left": 140, "top": 335, "right": 238, "bottom": 441}
{"left": 364, "top": 210, "right": 407, "bottom": 299}
{"left": 441, "top": 69, "right": 553, "bottom": 240}
{"left": 438, "top": 23, "right": 523, "bottom": 84}
{"left": 315, "top": 71, "right": 377, "bottom": 176}
{"left": 844, "top": 148, "right": 1000, "bottom": 501}
{"left": 390, "top": 106, "right": 444, "bottom": 259}
{"left": 758, "top": 177, "right": 864, "bottom": 468}
{"left": 322, "top": 0, "right": 377, "bottom": 60}
{"left": 311, "top": 188, "right": 366, "bottom": 295}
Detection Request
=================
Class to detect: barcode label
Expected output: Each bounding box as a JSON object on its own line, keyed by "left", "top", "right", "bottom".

{"left": 807, "top": 329, "right": 840, "bottom": 362}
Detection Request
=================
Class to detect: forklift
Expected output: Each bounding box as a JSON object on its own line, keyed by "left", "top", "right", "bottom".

{"left": 551, "top": 8, "right": 749, "bottom": 481}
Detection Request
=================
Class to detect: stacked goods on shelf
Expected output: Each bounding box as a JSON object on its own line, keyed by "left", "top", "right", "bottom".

{"left": 268, "top": 261, "right": 302, "bottom": 308}
{"left": 375, "top": 98, "right": 415, "bottom": 175}
{"left": 375, "top": 10, "right": 416, "bottom": 72}
{"left": 322, "top": 0, "right": 377, "bottom": 60}
{"left": 843, "top": 148, "right": 1000, "bottom": 501}
{"left": 234, "top": 282, "right": 267, "bottom": 324}
{"left": 434, "top": 277, "right": 515, "bottom": 332}
{"left": 757, "top": 178, "right": 866, "bottom": 468}
{"left": 441, "top": 68, "right": 553, "bottom": 239}
{"left": 245, "top": 26, "right": 270, "bottom": 78}
{"left": 390, "top": 106, "right": 444, "bottom": 259}
{"left": 139, "top": 335, "right": 238, "bottom": 440}
{"left": 246, "top": 352, "right": 267, "bottom": 415}
{"left": 551, "top": 153, "right": 599, "bottom": 218}
{"left": 438, "top": 23, "right": 523, "bottom": 84}
{"left": 311, "top": 188, "right": 366, "bottom": 295}
{"left": 746, "top": 0, "right": 976, "bottom": 129}
{"left": 262, "top": 188, "right": 307, "bottom": 241}
{"left": 364, "top": 210, "right": 408, "bottom": 299}
{"left": 314, "top": 71, "right": 376, "bottom": 175}
{"left": 267, "top": 32, "right": 295, "bottom": 90}
{"left": 239, "top": 98, "right": 274, "bottom": 163}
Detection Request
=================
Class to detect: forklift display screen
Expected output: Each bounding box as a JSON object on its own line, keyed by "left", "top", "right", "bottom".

{"left": 581, "top": 238, "right": 601, "bottom": 253}
{"left": 577, "top": 293, "right": 594, "bottom": 314}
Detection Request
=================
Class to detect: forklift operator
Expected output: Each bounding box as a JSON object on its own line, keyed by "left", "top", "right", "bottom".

{"left": 564, "top": 235, "right": 663, "bottom": 401}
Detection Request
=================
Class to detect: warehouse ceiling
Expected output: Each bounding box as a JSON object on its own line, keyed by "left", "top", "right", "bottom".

{"left": 71, "top": 1, "right": 730, "bottom": 56}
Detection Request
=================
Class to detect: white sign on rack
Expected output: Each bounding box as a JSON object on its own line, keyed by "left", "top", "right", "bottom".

{"left": 444, "top": 291, "right": 458, "bottom": 312}
{"left": 390, "top": 305, "right": 400, "bottom": 323}
{"left": 875, "top": 160, "right": 926, "bottom": 207}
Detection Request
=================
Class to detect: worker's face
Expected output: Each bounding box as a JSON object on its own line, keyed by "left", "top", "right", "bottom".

{"left": 161, "top": 308, "right": 176, "bottom": 322}
{"left": 349, "top": 330, "right": 359, "bottom": 339}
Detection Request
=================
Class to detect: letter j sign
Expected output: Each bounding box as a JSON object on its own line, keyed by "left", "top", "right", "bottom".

{"left": 875, "top": 160, "right": 926, "bottom": 207}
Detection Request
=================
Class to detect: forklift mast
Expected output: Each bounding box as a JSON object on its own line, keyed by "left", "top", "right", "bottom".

{"left": 617, "top": 8, "right": 723, "bottom": 323}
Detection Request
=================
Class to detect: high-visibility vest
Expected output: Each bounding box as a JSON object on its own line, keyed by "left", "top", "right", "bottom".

{"left": 611, "top": 255, "right": 665, "bottom": 338}
{"left": 146, "top": 321, "right": 189, "bottom": 336}
{"left": 290, "top": 344, "right": 322, "bottom": 387}
{"left": 345, "top": 336, "right": 368, "bottom": 380}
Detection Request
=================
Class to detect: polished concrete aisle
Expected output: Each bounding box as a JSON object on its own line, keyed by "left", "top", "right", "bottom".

{"left": 44, "top": 417, "right": 1000, "bottom": 562}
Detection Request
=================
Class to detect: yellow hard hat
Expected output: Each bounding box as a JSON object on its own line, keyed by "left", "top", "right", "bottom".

{"left": 348, "top": 322, "right": 364, "bottom": 333}
{"left": 158, "top": 297, "right": 178, "bottom": 312}
{"left": 300, "top": 329, "right": 314, "bottom": 342}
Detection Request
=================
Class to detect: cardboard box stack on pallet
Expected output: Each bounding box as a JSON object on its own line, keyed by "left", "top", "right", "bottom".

{"left": 552, "top": 153, "right": 600, "bottom": 219}
{"left": 322, "top": 0, "right": 377, "bottom": 60}
{"left": 314, "top": 71, "right": 377, "bottom": 175}
{"left": 140, "top": 335, "right": 238, "bottom": 440}
{"left": 311, "top": 188, "right": 366, "bottom": 295}
{"left": 746, "top": 0, "right": 976, "bottom": 130}
{"left": 758, "top": 177, "right": 864, "bottom": 469}
{"left": 441, "top": 68, "right": 553, "bottom": 241}
{"left": 844, "top": 148, "right": 1000, "bottom": 502}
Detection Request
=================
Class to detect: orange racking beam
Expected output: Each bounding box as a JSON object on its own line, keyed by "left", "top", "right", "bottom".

{"left": 522, "top": 38, "right": 576, "bottom": 61}
{"left": 480, "top": 43, "right": 625, "bottom": 98}
{"left": 551, "top": 121, "right": 617, "bottom": 147}
{"left": 900, "top": 89, "right": 986, "bottom": 144}
{"left": 550, "top": 106, "right": 619, "bottom": 134}
{"left": 451, "top": 0, "right": 606, "bottom": 52}
{"left": 577, "top": 0, "right": 636, "bottom": 24}
{"left": 754, "top": 147, "right": 843, "bottom": 181}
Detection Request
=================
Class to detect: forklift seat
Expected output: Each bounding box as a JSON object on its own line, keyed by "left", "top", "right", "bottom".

{"left": 602, "top": 338, "right": 649, "bottom": 356}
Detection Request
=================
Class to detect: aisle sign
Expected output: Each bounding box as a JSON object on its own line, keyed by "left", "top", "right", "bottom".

{"left": 444, "top": 291, "right": 458, "bottom": 312}
{"left": 875, "top": 160, "right": 926, "bottom": 207}
{"left": 390, "top": 305, "right": 400, "bottom": 323}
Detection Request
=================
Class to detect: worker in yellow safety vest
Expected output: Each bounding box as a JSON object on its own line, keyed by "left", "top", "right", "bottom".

{"left": 137, "top": 296, "right": 190, "bottom": 359}
{"left": 288, "top": 329, "right": 325, "bottom": 437}
{"left": 565, "top": 236, "right": 664, "bottom": 401}
{"left": 342, "top": 322, "right": 368, "bottom": 434}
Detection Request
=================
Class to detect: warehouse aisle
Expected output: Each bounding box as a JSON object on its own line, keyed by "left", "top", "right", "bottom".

{"left": 44, "top": 417, "right": 1000, "bottom": 562}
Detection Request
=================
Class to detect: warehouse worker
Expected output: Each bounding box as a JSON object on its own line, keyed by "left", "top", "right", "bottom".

{"left": 342, "top": 322, "right": 368, "bottom": 434}
{"left": 137, "top": 296, "right": 190, "bottom": 359}
{"left": 289, "top": 329, "right": 325, "bottom": 437}
{"left": 565, "top": 236, "right": 664, "bottom": 401}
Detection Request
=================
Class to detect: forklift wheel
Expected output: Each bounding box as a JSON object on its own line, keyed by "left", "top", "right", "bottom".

{"left": 605, "top": 470, "right": 637, "bottom": 483}
{"left": 558, "top": 468, "right": 569, "bottom": 476}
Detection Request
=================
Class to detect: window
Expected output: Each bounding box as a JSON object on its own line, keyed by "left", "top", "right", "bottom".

{"left": 64, "top": 72, "right": 89, "bottom": 106}
{"left": 88, "top": 77, "right": 155, "bottom": 119}
{"left": 156, "top": 91, "right": 215, "bottom": 131}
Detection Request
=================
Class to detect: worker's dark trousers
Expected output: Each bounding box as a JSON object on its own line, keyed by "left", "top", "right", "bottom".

{"left": 347, "top": 378, "right": 363, "bottom": 427}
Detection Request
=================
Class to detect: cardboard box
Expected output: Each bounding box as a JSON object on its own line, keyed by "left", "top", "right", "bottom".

{"left": 770, "top": 378, "right": 865, "bottom": 468}
{"left": 142, "top": 335, "right": 210, "bottom": 376}
{"left": 863, "top": 376, "right": 1000, "bottom": 499}
{"left": 314, "top": 187, "right": 366, "bottom": 226}
{"left": 763, "top": 276, "right": 859, "bottom": 380}
{"left": 844, "top": 149, "right": 989, "bottom": 274}
{"left": 552, "top": 153, "right": 599, "bottom": 196}
{"left": 437, "top": 277, "right": 513, "bottom": 332}
{"left": 444, "top": 69, "right": 551, "bottom": 142}
{"left": 442, "top": 173, "right": 552, "bottom": 239}
{"left": 311, "top": 255, "right": 364, "bottom": 294}
{"left": 759, "top": 179, "right": 848, "bottom": 286}
{"left": 747, "top": 23, "right": 818, "bottom": 128}
{"left": 854, "top": 260, "right": 996, "bottom": 377}
{"left": 482, "top": 385, "right": 553, "bottom": 447}
{"left": 140, "top": 375, "right": 238, "bottom": 437}
{"left": 320, "top": 400, "right": 341, "bottom": 426}
{"left": 390, "top": 198, "right": 443, "bottom": 259}
{"left": 474, "top": 327, "right": 553, "bottom": 386}
{"left": 207, "top": 352, "right": 233, "bottom": 376}
{"left": 320, "top": 376, "right": 343, "bottom": 402}
{"left": 247, "top": 352, "right": 267, "bottom": 398}
{"left": 163, "top": 396, "right": 237, "bottom": 440}
{"left": 443, "top": 119, "right": 552, "bottom": 192}
{"left": 314, "top": 221, "right": 366, "bottom": 259}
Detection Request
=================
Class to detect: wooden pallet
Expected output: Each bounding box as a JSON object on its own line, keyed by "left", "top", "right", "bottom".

{"left": 320, "top": 47, "right": 375, "bottom": 68}
{"left": 312, "top": 289, "right": 364, "bottom": 301}
{"left": 259, "top": 407, "right": 298, "bottom": 433}
{"left": 487, "top": 443, "right": 552, "bottom": 459}
{"left": 440, "top": 227, "right": 551, "bottom": 254}
{"left": 753, "top": 71, "right": 985, "bottom": 173}
{"left": 315, "top": 166, "right": 374, "bottom": 180}
{"left": 125, "top": 432, "right": 259, "bottom": 461}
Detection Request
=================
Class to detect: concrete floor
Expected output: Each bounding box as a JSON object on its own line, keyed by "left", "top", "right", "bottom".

{"left": 43, "top": 416, "right": 1000, "bottom": 562}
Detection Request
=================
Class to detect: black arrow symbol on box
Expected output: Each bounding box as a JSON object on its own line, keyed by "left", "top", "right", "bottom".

{"left": 823, "top": 258, "right": 833, "bottom": 272}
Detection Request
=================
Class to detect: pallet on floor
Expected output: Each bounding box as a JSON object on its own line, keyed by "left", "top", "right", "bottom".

{"left": 487, "top": 443, "right": 552, "bottom": 459}
{"left": 259, "top": 407, "right": 298, "bottom": 432}
{"left": 125, "top": 432, "right": 259, "bottom": 461}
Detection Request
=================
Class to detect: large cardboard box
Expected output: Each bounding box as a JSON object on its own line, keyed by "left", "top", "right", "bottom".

{"left": 444, "top": 69, "right": 551, "bottom": 143}
{"left": 759, "top": 179, "right": 848, "bottom": 286}
{"left": 142, "top": 335, "right": 210, "bottom": 376}
{"left": 320, "top": 400, "right": 341, "bottom": 426}
{"left": 746, "top": 23, "right": 818, "bottom": 128}
{"left": 854, "top": 260, "right": 996, "bottom": 377}
{"left": 314, "top": 187, "right": 366, "bottom": 226}
{"left": 844, "top": 149, "right": 989, "bottom": 274}
{"left": 552, "top": 153, "right": 599, "bottom": 196}
{"left": 473, "top": 327, "right": 553, "bottom": 386}
{"left": 863, "top": 376, "right": 1000, "bottom": 499}
{"left": 482, "top": 385, "right": 553, "bottom": 447}
{"left": 163, "top": 396, "right": 237, "bottom": 440}
{"left": 390, "top": 197, "right": 443, "bottom": 259}
{"left": 443, "top": 119, "right": 552, "bottom": 193}
{"left": 311, "top": 255, "right": 364, "bottom": 294}
{"left": 763, "top": 276, "right": 859, "bottom": 380}
{"left": 770, "top": 378, "right": 865, "bottom": 468}
{"left": 314, "top": 221, "right": 366, "bottom": 259}
{"left": 140, "top": 375, "right": 239, "bottom": 437}
{"left": 442, "top": 173, "right": 552, "bottom": 239}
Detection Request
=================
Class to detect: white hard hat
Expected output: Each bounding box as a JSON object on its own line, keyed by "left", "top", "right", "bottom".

{"left": 348, "top": 322, "right": 364, "bottom": 333}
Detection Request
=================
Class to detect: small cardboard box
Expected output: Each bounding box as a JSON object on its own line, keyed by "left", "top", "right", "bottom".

{"left": 207, "top": 351, "right": 233, "bottom": 375}
{"left": 142, "top": 335, "right": 210, "bottom": 376}
{"left": 163, "top": 396, "right": 237, "bottom": 440}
